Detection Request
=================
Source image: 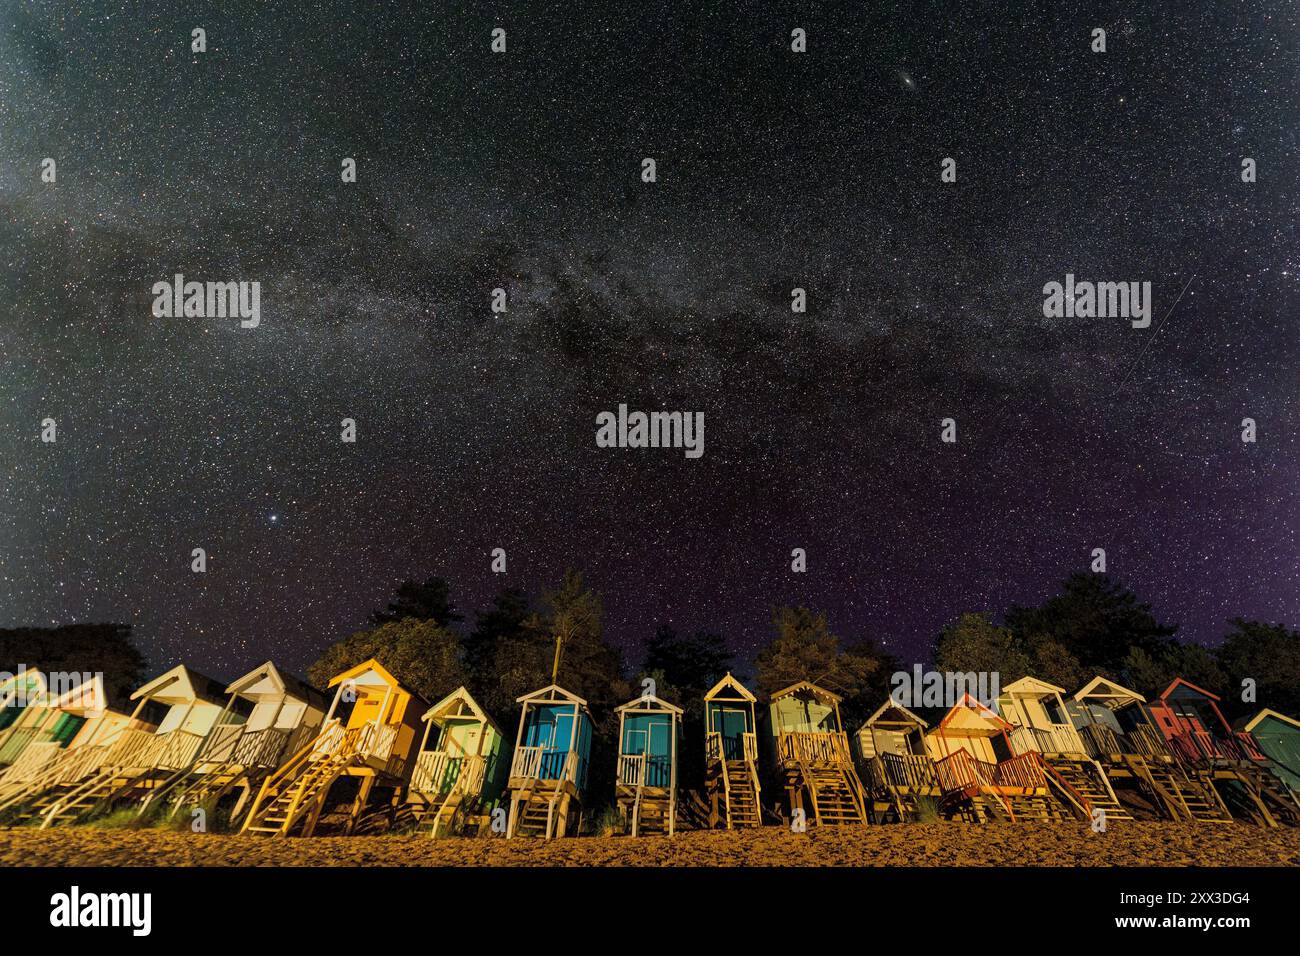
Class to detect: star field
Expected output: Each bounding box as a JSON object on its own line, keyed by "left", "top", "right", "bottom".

{"left": 1, "top": 1, "right": 1297, "bottom": 678}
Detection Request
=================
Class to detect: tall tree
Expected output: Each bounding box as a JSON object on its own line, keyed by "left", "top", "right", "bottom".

{"left": 1214, "top": 618, "right": 1300, "bottom": 719}
{"left": 1122, "top": 641, "right": 1225, "bottom": 702}
{"left": 489, "top": 570, "right": 626, "bottom": 714}
{"left": 642, "top": 625, "right": 734, "bottom": 693}
{"left": 308, "top": 618, "right": 467, "bottom": 704}
{"left": 933, "top": 613, "right": 1032, "bottom": 681}
{"left": 369, "top": 576, "right": 462, "bottom": 627}
{"left": 754, "top": 607, "right": 885, "bottom": 723}
{"left": 1004, "top": 572, "right": 1177, "bottom": 673}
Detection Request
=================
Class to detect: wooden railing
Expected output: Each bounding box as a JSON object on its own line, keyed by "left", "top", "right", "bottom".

{"left": 0, "top": 740, "right": 62, "bottom": 782}
{"left": 230, "top": 727, "right": 293, "bottom": 768}
{"left": 933, "top": 749, "right": 995, "bottom": 796}
{"left": 1168, "top": 729, "right": 1265, "bottom": 765}
{"left": 106, "top": 727, "right": 163, "bottom": 768}
{"left": 154, "top": 730, "right": 207, "bottom": 770}
{"left": 1034, "top": 724, "right": 1085, "bottom": 755}
{"left": 706, "top": 731, "right": 758, "bottom": 763}
{"left": 1007, "top": 725, "right": 1039, "bottom": 757}
{"left": 1079, "top": 723, "right": 1122, "bottom": 759}
{"left": 1125, "top": 724, "right": 1170, "bottom": 758}
{"left": 1008, "top": 723, "right": 1084, "bottom": 757}
{"left": 874, "top": 752, "right": 938, "bottom": 791}
{"left": 411, "top": 750, "right": 486, "bottom": 796}
{"left": 618, "top": 753, "right": 645, "bottom": 787}
{"left": 993, "top": 751, "right": 1047, "bottom": 790}
{"left": 198, "top": 723, "right": 245, "bottom": 762}
{"left": 511, "top": 744, "right": 545, "bottom": 779}
{"left": 778, "top": 731, "right": 853, "bottom": 766}
{"left": 510, "top": 743, "right": 585, "bottom": 787}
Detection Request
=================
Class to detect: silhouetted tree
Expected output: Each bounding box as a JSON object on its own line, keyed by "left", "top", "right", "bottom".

{"left": 1214, "top": 618, "right": 1300, "bottom": 719}
{"left": 754, "top": 607, "right": 885, "bottom": 721}
{"left": 1004, "top": 572, "right": 1176, "bottom": 672}
{"left": 642, "top": 625, "right": 733, "bottom": 693}
{"left": 308, "top": 618, "right": 467, "bottom": 704}
{"left": 369, "top": 576, "right": 462, "bottom": 627}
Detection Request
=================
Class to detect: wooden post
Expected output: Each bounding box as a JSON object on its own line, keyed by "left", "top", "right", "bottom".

{"left": 345, "top": 774, "right": 376, "bottom": 835}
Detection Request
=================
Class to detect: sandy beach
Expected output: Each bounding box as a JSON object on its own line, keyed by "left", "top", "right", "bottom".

{"left": 2, "top": 822, "right": 1297, "bottom": 867}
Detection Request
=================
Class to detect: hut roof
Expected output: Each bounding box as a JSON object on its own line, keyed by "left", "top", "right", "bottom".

{"left": 1073, "top": 676, "right": 1146, "bottom": 707}
{"left": 769, "top": 680, "right": 842, "bottom": 705}
{"left": 1234, "top": 709, "right": 1300, "bottom": 734}
{"left": 859, "top": 698, "right": 928, "bottom": 733}
{"left": 423, "top": 685, "right": 502, "bottom": 736}
{"left": 130, "top": 665, "right": 228, "bottom": 706}
{"left": 616, "top": 693, "right": 683, "bottom": 715}
{"left": 703, "top": 672, "right": 756, "bottom": 703}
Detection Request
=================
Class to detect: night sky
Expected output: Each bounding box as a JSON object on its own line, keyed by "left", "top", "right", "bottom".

{"left": 2, "top": 2, "right": 1297, "bottom": 681}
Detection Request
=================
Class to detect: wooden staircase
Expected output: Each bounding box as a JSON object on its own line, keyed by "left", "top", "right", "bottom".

{"left": 508, "top": 781, "right": 576, "bottom": 839}
{"left": 1143, "top": 761, "right": 1233, "bottom": 822}
{"left": 1213, "top": 762, "right": 1300, "bottom": 827}
{"left": 796, "top": 764, "right": 868, "bottom": 826}
{"left": 242, "top": 738, "right": 361, "bottom": 837}
{"left": 22, "top": 766, "right": 157, "bottom": 828}
{"left": 1043, "top": 756, "right": 1133, "bottom": 823}
{"left": 162, "top": 763, "right": 261, "bottom": 821}
{"left": 707, "top": 758, "right": 761, "bottom": 828}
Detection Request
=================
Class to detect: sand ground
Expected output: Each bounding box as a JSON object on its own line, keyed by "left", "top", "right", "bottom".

{"left": 1, "top": 821, "right": 1297, "bottom": 866}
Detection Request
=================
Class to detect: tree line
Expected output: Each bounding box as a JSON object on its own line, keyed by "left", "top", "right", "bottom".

{"left": 2, "top": 570, "right": 1297, "bottom": 742}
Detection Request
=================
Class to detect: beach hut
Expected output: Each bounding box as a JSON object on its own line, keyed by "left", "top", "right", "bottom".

{"left": 926, "top": 693, "right": 1081, "bottom": 822}
{"left": 1235, "top": 710, "right": 1300, "bottom": 800}
{"left": 14, "top": 665, "right": 228, "bottom": 827}
{"left": 614, "top": 692, "right": 682, "bottom": 836}
{"left": 767, "top": 680, "right": 868, "bottom": 826}
{"left": 139, "top": 661, "right": 328, "bottom": 821}
{"left": 242, "top": 658, "right": 426, "bottom": 837}
{"left": 0, "top": 668, "right": 52, "bottom": 766}
{"left": 998, "top": 676, "right": 1131, "bottom": 822}
{"left": 1148, "top": 678, "right": 1297, "bottom": 826}
{"left": 504, "top": 684, "right": 592, "bottom": 839}
{"left": 703, "top": 673, "right": 762, "bottom": 828}
{"left": 0, "top": 674, "right": 146, "bottom": 804}
{"left": 1068, "top": 676, "right": 1228, "bottom": 822}
{"left": 409, "top": 686, "right": 509, "bottom": 837}
{"left": 854, "top": 698, "right": 939, "bottom": 823}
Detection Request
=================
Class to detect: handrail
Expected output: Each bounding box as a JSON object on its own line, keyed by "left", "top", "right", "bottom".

{"left": 992, "top": 751, "right": 1046, "bottom": 790}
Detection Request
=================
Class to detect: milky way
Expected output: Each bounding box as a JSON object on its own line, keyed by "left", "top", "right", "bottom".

{"left": 1, "top": 1, "right": 1297, "bottom": 678}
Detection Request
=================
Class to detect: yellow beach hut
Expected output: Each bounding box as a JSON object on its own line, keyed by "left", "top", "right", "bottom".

{"left": 242, "top": 658, "right": 426, "bottom": 837}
